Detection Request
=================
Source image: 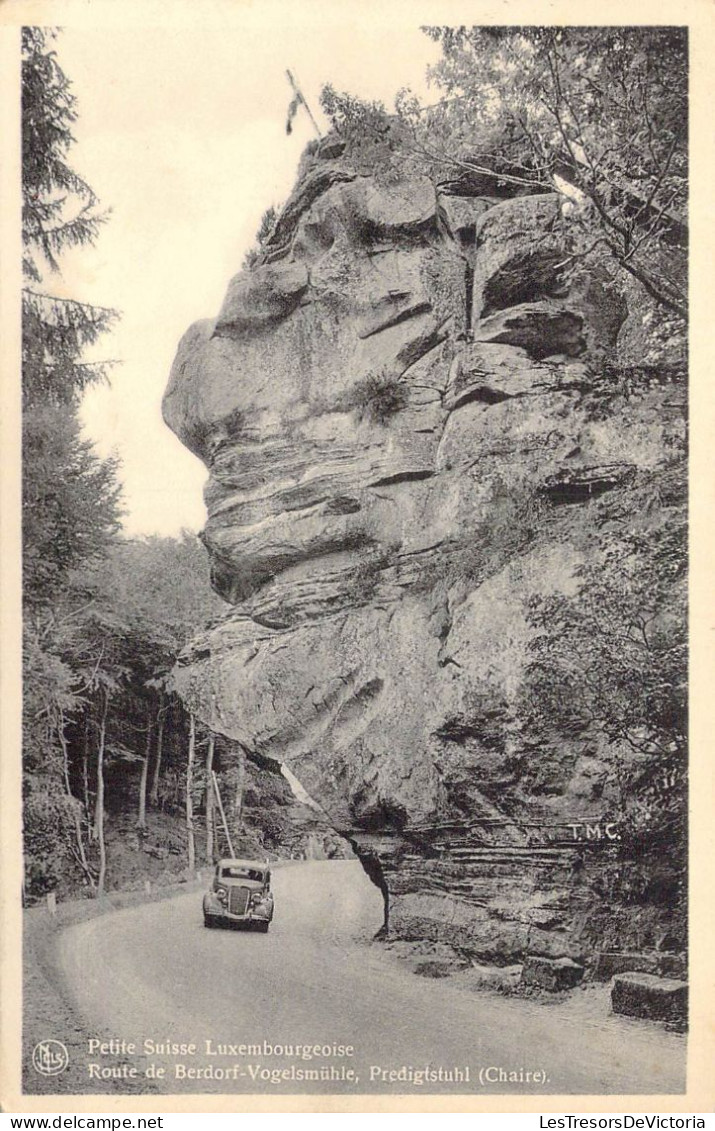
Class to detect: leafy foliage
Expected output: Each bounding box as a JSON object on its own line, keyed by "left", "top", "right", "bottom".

{"left": 23, "top": 406, "right": 121, "bottom": 606}
{"left": 76, "top": 533, "right": 226, "bottom": 662}
{"left": 350, "top": 371, "right": 408, "bottom": 424}
{"left": 520, "top": 517, "right": 687, "bottom": 839}
{"left": 21, "top": 28, "right": 124, "bottom": 895}
{"left": 22, "top": 27, "right": 118, "bottom": 405}
{"left": 421, "top": 27, "right": 687, "bottom": 315}
{"left": 22, "top": 608, "right": 89, "bottom": 893}
{"left": 19, "top": 32, "right": 286, "bottom": 900}
{"left": 22, "top": 27, "right": 105, "bottom": 276}
{"left": 322, "top": 27, "right": 687, "bottom": 315}
{"left": 22, "top": 290, "right": 117, "bottom": 409}
{"left": 22, "top": 532, "right": 228, "bottom": 898}
{"left": 22, "top": 29, "right": 121, "bottom": 608}
{"left": 242, "top": 205, "right": 279, "bottom": 269}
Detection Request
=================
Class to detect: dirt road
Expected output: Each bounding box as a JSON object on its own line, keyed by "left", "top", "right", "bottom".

{"left": 55, "top": 860, "right": 685, "bottom": 1095}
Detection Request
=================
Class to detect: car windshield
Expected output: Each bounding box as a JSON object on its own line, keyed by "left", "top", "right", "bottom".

{"left": 220, "top": 866, "right": 265, "bottom": 882}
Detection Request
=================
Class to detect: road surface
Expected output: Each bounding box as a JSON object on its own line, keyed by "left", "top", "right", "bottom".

{"left": 55, "top": 860, "right": 685, "bottom": 1095}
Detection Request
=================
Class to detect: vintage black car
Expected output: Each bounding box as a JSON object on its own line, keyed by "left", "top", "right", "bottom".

{"left": 203, "top": 858, "right": 274, "bottom": 931}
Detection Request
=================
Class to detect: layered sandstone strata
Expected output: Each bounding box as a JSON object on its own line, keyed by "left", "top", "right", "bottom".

{"left": 163, "top": 136, "right": 686, "bottom": 963}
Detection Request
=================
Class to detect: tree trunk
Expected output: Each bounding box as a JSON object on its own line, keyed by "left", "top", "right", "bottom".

{"left": 206, "top": 732, "right": 215, "bottom": 863}
{"left": 186, "top": 712, "right": 196, "bottom": 872}
{"left": 94, "top": 690, "right": 108, "bottom": 896}
{"left": 58, "top": 708, "right": 94, "bottom": 888}
{"left": 149, "top": 692, "right": 165, "bottom": 806}
{"left": 137, "top": 708, "right": 151, "bottom": 830}
{"left": 234, "top": 745, "right": 245, "bottom": 827}
{"left": 82, "top": 711, "right": 91, "bottom": 829}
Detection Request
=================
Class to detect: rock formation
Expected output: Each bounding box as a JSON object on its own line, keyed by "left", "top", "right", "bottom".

{"left": 163, "top": 133, "right": 686, "bottom": 967}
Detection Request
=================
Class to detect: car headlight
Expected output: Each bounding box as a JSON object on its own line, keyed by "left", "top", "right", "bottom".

{"left": 215, "top": 886, "right": 227, "bottom": 903}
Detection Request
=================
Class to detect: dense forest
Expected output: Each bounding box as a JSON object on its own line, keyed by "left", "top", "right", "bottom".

{"left": 20, "top": 29, "right": 283, "bottom": 900}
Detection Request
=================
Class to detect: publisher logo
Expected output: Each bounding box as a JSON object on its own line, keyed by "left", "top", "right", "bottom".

{"left": 32, "top": 1039, "right": 69, "bottom": 1076}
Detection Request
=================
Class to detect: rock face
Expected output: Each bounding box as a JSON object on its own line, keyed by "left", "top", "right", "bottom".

{"left": 163, "top": 136, "right": 686, "bottom": 965}
{"left": 611, "top": 974, "right": 688, "bottom": 1025}
{"left": 593, "top": 951, "right": 687, "bottom": 982}
{"left": 521, "top": 955, "right": 584, "bottom": 992}
{"left": 222, "top": 744, "right": 353, "bottom": 862}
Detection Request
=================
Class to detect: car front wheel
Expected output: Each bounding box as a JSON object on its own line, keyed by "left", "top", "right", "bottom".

{"left": 254, "top": 920, "right": 270, "bottom": 933}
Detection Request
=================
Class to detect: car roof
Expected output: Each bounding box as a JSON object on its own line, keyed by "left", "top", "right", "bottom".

{"left": 218, "top": 858, "right": 269, "bottom": 871}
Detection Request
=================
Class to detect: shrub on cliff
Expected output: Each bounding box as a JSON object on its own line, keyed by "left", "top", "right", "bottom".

{"left": 350, "top": 371, "right": 408, "bottom": 424}
{"left": 242, "top": 204, "right": 279, "bottom": 269}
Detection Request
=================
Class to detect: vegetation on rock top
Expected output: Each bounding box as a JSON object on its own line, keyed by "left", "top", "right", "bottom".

{"left": 321, "top": 26, "right": 687, "bottom": 318}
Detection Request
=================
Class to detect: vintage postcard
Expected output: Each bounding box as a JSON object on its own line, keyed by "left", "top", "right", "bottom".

{"left": 1, "top": 0, "right": 713, "bottom": 1115}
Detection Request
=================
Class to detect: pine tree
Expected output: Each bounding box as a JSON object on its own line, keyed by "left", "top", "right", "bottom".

{"left": 22, "top": 28, "right": 118, "bottom": 402}
{"left": 21, "top": 28, "right": 122, "bottom": 896}
{"left": 22, "top": 28, "right": 122, "bottom": 606}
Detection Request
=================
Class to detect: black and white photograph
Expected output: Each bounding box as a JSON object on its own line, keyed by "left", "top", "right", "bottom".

{"left": 1, "top": 0, "right": 712, "bottom": 1113}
